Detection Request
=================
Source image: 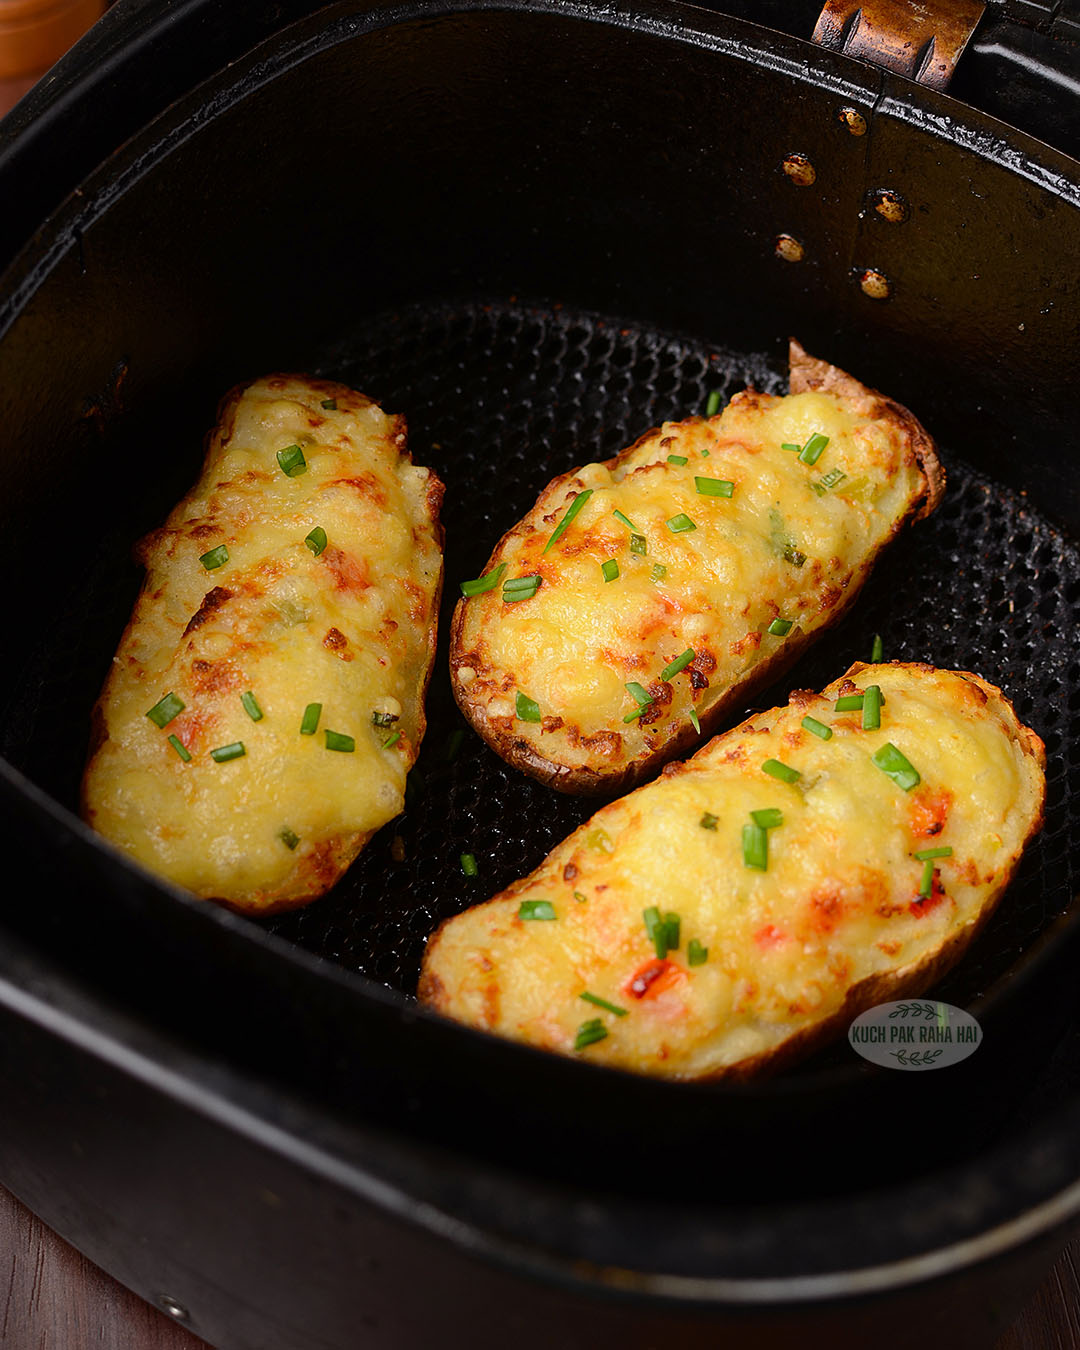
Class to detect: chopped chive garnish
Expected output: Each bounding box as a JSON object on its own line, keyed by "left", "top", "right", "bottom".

{"left": 798, "top": 432, "right": 829, "bottom": 465}
{"left": 516, "top": 691, "right": 542, "bottom": 722}
{"left": 667, "top": 454, "right": 688, "bottom": 466}
{"left": 601, "top": 559, "right": 620, "bottom": 583}
{"left": 667, "top": 513, "right": 696, "bottom": 533}
{"left": 700, "top": 811, "right": 719, "bottom": 830}
{"left": 445, "top": 727, "right": 466, "bottom": 761}
{"left": 625, "top": 682, "right": 652, "bottom": 707}
{"left": 751, "top": 808, "right": 784, "bottom": 829}
{"left": 644, "top": 906, "right": 668, "bottom": 959}
{"left": 325, "top": 730, "right": 355, "bottom": 752}
{"left": 872, "top": 742, "right": 921, "bottom": 791}
{"left": 574, "top": 891, "right": 587, "bottom": 903}
{"left": 767, "top": 618, "right": 793, "bottom": 636}
{"left": 502, "top": 574, "right": 541, "bottom": 603}
{"left": 862, "top": 684, "right": 882, "bottom": 730}
{"left": 146, "top": 691, "right": 185, "bottom": 728}
{"left": 701, "top": 448, "right": 711, "bottom": 457}
{"left": 460, "top": 852, "right": 478, "bottom": 878}
{"left": 241, "top": 691, "right": 264, "bottom": 722}
{"left": 300, "top": 703, "right": 322, "bottom": 735}
{"left": 784, "top": 544, "right": 807, "bottom": 567}
{"left": 802, "top": 715, "right": 833, "bottom": 740}
{"left": 544, "top": 488, "right": 593, "bottom": 553}
{"left": 661, "top": 649, "right": 695, "bottom": 681}
{"left": 381, "top": 731, "right": 401, "bottom": 749}
{"left": 575, "top": 1019, "right": 608, "bottom": 1050}
{"left": 690, "top": 708, "right": 701, "bottom": 733}
{"left": 199, "top": 544, "right": 229, "bottom": 571}
{"left": 919, "top": 859, "right": 935, "bottom": 897}
{"left": 372, "top": 710, "right": 398, "bottom": 727}
{"left": 742, "top": 821, "right": 769, "bottom": 870}
{"left": 664, "top": 911, "right": 681, "bottom": 951}
{"left": 210, "top": 741, "right": 245, "bottom": 763}
{"left": 871, "top": 634, "right": 884, "bottom": 663}
{"left": 915, "top": 846, "right": 953, "bottom": 861}
{"left": 810, "top": 468, "right": 847, "bottom": 496}
{"left": 650, "top": 563, "right": 667, "bottom": 582}
{"left": 781, "top": 442, "right": 801, "bottom": 452}
{"left": 688, "top": 938, "right": 708, "bottom": 966}
{"left": 705, "top": 389, "right": 723, "bottom": 416}
{"left": 278, "top": 826, "right": 300, "bottom": 850}
{"left": 613, "top": 509, "right": 639, "bottom": 531}
{"left": 695, "top": 476, "right": 734, "bottom": 498}
{"left": 762, "top": 758, "right": 801, "bottom": 784}
{"left": 167, "top": 734, "right": 191, "bottom": 762}
{"left": 277, "top": 444, "right": 308, "bottom": 476}
{"left": 459, "top": 562, "right": 507, "bottom": 598}
{"left": 320, "top": 398, "right": 337, "bottom": 410}
{"left": 580, "top": 991, "right": 628, "bottom": 1017}
{"left": 630, "top": 533, "right": 647, "bottom": 556}
{"left": 305, "top": 526, "right": 328, "bottom": 556}
{"left": 623, "top": 705, "right": 647, "bottom": 723}
{"left": 835, "top": 694, "right": 865, "bottom": 711}
{"left": 503, "top": 573, "right": 541, "bottom": 590}
{"left": 519, "top": 899, "right": 556, "bottom": 920}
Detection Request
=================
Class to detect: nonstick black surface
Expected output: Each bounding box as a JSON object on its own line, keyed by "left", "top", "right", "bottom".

{"left": 5, "top": 295, "right": 1077, "bottom": 1068}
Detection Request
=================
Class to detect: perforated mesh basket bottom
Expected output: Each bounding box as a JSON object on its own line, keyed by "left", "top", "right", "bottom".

{"left": 252, "top": 299, "right": 1079, "bottom": 1014}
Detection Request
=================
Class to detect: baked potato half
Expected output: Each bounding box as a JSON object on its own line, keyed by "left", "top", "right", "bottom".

{"left": 450, "top": 341, "right": 944, "bottom": 794}
{"left": 419, "top": 663, "right": 1044, "bottom": 1081}
{"left": 82, "top": 375, "right": 443, "bottom": 914}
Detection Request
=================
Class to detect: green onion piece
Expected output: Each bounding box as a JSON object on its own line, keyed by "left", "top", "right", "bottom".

{"left": 688, "top": 938, "right": 708, "bottom": 966}
{"left": 516, "top": 691, "right": 542, "bottom": 722}
{"left": 325, "top": 730, "right": 355, "bottom": 752}
{"left": 643, "top": 906, "right": 666, "bottom": 958}
{"left": 667, "top": 454, "right": 688, "bottom": 466}
{"left": 574, "top": 1019, "right": 608, "bottom": 1050}
{"left": 689, "top": 708, "right": 701, "bottom": 733}
{"left": 661, "top": 649, "right": 695, "bottom": 681}
{"left": 460, "top": 852, "right": 478, "bottom": 878}
{"left": 630, "top": 533, "right": 647, "bottom": 556}
{"left": 146, "top": 692, "right": 185, "bottom": 728}
{"left": 277, "top": 444, "right": 308, "bottom": 477}
{"left": 320, "top": 398, "right": 337, "bottom": 410}
{"left": 574, "top": 891, "right": 587, "bottom": 903}
{"left": 305, "top": 526, "right": 328, "bottom": 556}
{"left": 613, "top": 509, "right": 639, "bottom": 531}
{"left": 798, "top": 432, "right": 829, "bottom": 465}
{"left": 801, "top": 715, "right": 832, "bottom": 741}
{"left": 300, "top": 702, "right": 321, "bottom": 735}
{"left": 199, "top": 544, "right": 229, "bottom": 571}
{"left": 502, "top": 575, "right": 541, "bottom": 603}
{"left": 695, "top": 476, "right": 734, "bottom": 498}
{"left": 862, "top": 684, "right": 882, "bottom": 731}
{"left": 625, "top": 682, "right": 652, "bottom": 707}
{"left": 871, "top": 634, "right": 884, "bottom": 663}
{"left": 650, "top": 563, "right": 667, "bottom": 583}
{"left": 372, "top": 710, "right": 398, "bottom": 727}
{"left": 278, "top": 826, "right": 300, "bottom": 850}
{"left": 872, "top": 742, "right": 921, "bottom": 791}
{"left": 623, "top": 705, "right": 647, "bottom": 723}
{"left": 705, "top": 389, "right": 723, "bottom": 417}
{"left": 503, "top": 573, "right": 541, "bottom": 591}
{"left": 919, "top": 859, "right": 935, "bottom": 898}
{"left": 835, "top": 694, "right": 865, "bottom": 711}
{"left": 915, "top": 846, "right": 953, "bottom": 861}
{"left": 810, "top": 468, "right": 847, "bottom": 497}
{"left": 751, "top": 807, "right": 784, "bottom": 830}
{"left": 445, "top": 728, "right": 466, "bottom": 760}
{"left": 518, "top": 899, "right": 556, "bottom": 921}
{"left": 666, "top": 513, "right": 696, "bottom": 533}
{"left": 381, "top": 731, "right": 401, "bottom": 749}
{"left": 210, "top": 741, "right": 246, "bottom": 763}
{"left": 544, "top": 488, "right": 593, "bottom": 553}
{"left": 700, "top": 448, "right": 711, "bottom": 457}
{"left": 241, "top": 691, "right": 263, "bottom": 722}
{"left": 167, "top": 734, "right": 191, "bottom": 762}
{"left": 601, "top": 559, "right": 620, "bottom": 583}
{"left": 664, "top": 911, "right": 681, "bottom": 952}
{"left": 700, "top": 811, "right": 719, "bottom": 830}
{"left": 762, "top": 758, "right": 801, "bottom": 784}
{"left": 784, "top": 544, "right": 807, "bottom": 568}
{"left": 459, "top": 562, "right": 507, "bottom": 598}
{"left": 742, "top": 821, "right": 768, "bottom": 870}
{"left": 781, "top": 442, "right": 801, "bottom": 452}
{"left": 580, "top": 991, "right": 628, "bottom": 1017}
{"left": 767, "top": 618, "right": 793, "bottom": 636}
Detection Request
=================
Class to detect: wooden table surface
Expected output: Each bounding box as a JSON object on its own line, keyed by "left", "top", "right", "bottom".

{"left": 1, "top": 1181, "right": 1077, "bottom": 1349}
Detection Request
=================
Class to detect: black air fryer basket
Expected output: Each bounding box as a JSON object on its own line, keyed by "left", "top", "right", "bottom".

{"left": 1, "top": 1, "right": 1079, "bottom": 1347}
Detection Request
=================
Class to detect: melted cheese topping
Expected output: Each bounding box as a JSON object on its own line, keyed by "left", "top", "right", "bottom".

{"left": 453, "top": 389, "right": 929, "bottom": 780}
{"left": 421, "top": 664, "right": 1045, "bottom": 1079}
{"left": 82, "top": 375, "right": 443, "bottom": 911}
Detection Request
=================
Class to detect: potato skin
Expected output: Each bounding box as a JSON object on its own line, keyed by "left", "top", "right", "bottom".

{"left": 420, "top": 663, "right": 1045, "bottom": 1081}
{"left": 82, "top": 375, "right": 443, "bottom": 914}
{"left": 450, "top": 341, "right": 943, "bottom": 795}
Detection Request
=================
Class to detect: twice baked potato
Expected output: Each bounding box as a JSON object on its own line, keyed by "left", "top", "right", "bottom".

{"left": 419, "top": 663, "right": 1044, "bottom": 1080}
{"left": 82, "top": 375, "right": 443, "bottom": 914}
{"left": 450, "top": 341, "right": 944, "bottom": 794}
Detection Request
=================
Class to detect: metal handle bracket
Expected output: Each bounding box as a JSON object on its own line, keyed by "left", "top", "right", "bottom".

{"left": 813, "top": 0, "right": 987, "bottom": 90}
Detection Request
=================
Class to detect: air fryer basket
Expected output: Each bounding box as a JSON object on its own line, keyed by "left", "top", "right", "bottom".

{"left": 1, "top": 0, "right": 1080, "bottom": 1337}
